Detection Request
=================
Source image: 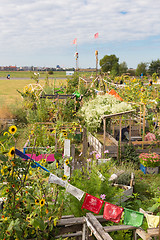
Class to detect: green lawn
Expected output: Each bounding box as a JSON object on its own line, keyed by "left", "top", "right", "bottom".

{"left": 0, "top": 78, "right": 67, "bottom": 106}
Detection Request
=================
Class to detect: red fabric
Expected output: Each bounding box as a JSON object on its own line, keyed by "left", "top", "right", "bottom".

{"left": 94, "top": 32, "right": 99, "bottom": 39}
{"left": 144, "top": 132, "right": 156, "bottom": 141}
{"left": 103, "top": 202, "right": 123, "bottom": 223}
{"left": 81, "top": 193, "right": 104, "bottom": 214}
{"left": 73, "top": 38, "right": 77, "bottom": 44}
{"left": 108, "top": 89, "right": 123, "bottom": 101}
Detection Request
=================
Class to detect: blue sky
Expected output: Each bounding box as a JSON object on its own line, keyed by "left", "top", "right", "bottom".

{"left": 1, "top": 0, "right": 160, "bottom": 69}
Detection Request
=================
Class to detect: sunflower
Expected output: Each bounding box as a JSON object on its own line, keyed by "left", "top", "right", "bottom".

{"left": 65, "top": 159, "right": 69, "bottom": 165}
{"left": 12, "top": 184, "right": 15, "bottom": 188}
{"left": 3, "top": 131, "right": 9, "bottom": 136}
{"left": 62, "top": 175, "right": 67, "bottom": 180}
{"left": 40, "top": 199, "right": 45, "bottom": 207}
{"left": 41, "top": 159, "right": 46, "bottom": 164}
{"left": 6, "top": 189, "right": 9, "bottom": 193}
{"left": 46, "top": 209, "right": 49, "bottom": 214}
{"left": 63, "top": 132, "right": 67, "bottom": 137}
{"left": 8, "top": 125, "right": 17, "bottom": 135}
{"left": 6, "top": 230, "right": 11, "bottom": 235}
{"left": 8, "top": 147, "right": 15, "bottom": 158}
{"left": 35, "top": 199, "right": 39, "bottom": 205}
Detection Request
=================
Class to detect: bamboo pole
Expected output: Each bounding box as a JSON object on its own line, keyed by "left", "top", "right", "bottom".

{"left": 103, "top": 118, "right": 106, "bottom": 154}
{"left": 129, "top": 114, "right": 131, "bottom": 145}
{"left": 139, "top": 104, "right": 142, "bottom": 136}
{"left": 119, "top": 116, "right": 122, "bottom": 164}
{"left": 142, "top": 104, "right": 146, "bottom": 150}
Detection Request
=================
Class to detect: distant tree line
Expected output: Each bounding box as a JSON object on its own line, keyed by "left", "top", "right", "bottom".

{"left": 99, "top": 54, "right": 160, "bottom": 76}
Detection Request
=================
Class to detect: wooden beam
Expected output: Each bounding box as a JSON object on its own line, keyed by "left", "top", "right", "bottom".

{"left": 103, "top": 118, "right": 106, "bottom": 154}
{"left": 136, "top": 228, "right": 151, "bottom": 240}
{"left": 104, "top": 225, "right": 137, "bottom": 232}
{"left": 86, "top": 213, "right": 113, "bottom": 240}
{"left": 102, "top": 110, "right": 135, "bottom": 119}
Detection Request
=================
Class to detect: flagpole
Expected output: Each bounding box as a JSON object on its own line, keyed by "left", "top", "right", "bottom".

{"left": 94, "top": 33, "right": 99, "bottom": 77}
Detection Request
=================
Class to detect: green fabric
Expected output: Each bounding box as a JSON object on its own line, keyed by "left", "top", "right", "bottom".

{"left": 124, "top": 208, "right": 144, "bottom": 227}
{"left": 73, "top": 91, "right": 81, "bottom": 98}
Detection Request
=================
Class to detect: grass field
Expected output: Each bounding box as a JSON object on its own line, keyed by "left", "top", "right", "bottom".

{"left": 0, "top": 78, "right": 67, "bottom": 106}
{"left": 0, "top": 71, "right": 67, "bottom": 78}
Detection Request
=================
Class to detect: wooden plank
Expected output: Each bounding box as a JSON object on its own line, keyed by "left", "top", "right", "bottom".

{"left": 55, "top": 231, "right": 82, "bottom": 238}
{"left": 102, "top": 110, "right": 135, "bottom": 119}
{"left": 82, "top": 222, "right": 86, "bottom": 240}
{"left": 57, "top": 216, "right": 85, "bottom": 226}
{"left": 104, "top": 225, "right": 137, "bottom": 232}
{"left": 136, "top": 228, "right": 151, "bottom": 240}
{"left": 86, "top": 213, "right": 113, "bottom": 240}
{"left": 106, "top": 132, "right": 118, "bottom": 146}
{"left": 147, "top": 228, "right": 159, "bottom": 236}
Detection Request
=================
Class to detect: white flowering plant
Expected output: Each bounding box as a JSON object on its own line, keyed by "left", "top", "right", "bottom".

{"left": 79, "top": 94, "right": 132, "bottom": 132}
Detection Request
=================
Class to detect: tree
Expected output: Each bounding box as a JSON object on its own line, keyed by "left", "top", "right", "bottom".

{"left": 119, "top": 61, "right": 128, "bottom": 75}
{"left": 136, "top": 62, "right": 148, "bottom": 76}
{"left": 148, "top": 59, "right": 160, "bottom": 75}
{"left": 99, "top": 54, "right": 119, "bottom": 75}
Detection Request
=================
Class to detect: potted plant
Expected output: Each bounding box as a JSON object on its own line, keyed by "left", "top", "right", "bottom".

{"left": 139, "top": 152, "right": 160, "bottom": 174}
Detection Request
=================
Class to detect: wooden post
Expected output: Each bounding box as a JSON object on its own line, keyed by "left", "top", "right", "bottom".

{"left": 71, "top": 144, "right": 75, "bottom": 174}
{"left": 142, "top": 104, "right": 146, "bottom": 150}
{"left": 139, "top": 104, "right": 142, "bottom": 136}
{"left": 103, "top": 118, "right": 106, "bottom": 154}
{"left": 129, "top": 114, "right": 132, "bottom": 145}
{"left": 119, "top": 116, "right": 122, "bottom": 163}
{"left": 64, "top": 139, "right": 71, "bottom": 178}
{"left": 82, "top": 127, "right": 88, "bottom": 165}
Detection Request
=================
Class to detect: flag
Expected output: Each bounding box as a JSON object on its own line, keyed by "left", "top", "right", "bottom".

{"left": 48, "top": 173, "right": 66, "bottom": 188}
{"left": 145, "top": 214, "right": 159, "bottom": 228}
{"left": 66, "top": 183, "right": 85, "bottom": 201}
{"left": 94, "top": 32, "right": 99, "bottom": 39}
{"left": 124, "top": 208, "right": 144, "bottom": 227}
{"left": 103, "top": 202, "right": 123, "bottom": 223}
{"left": 73, "top": 38, "right": 77, "bottom": 44}
{"left": 81, "top": 193, "right": 104, "bottom": 214}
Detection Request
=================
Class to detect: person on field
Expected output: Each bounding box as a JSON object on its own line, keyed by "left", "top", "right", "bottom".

{"left": 116, "top": 126, "right": 129, "bottom": 141}
{"left": 144, "top": 129, "right": 156, "bottom": 141}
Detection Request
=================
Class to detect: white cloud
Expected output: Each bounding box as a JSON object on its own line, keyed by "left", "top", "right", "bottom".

{"left": 0, "top": 0, "right": 160, "bottom": 66}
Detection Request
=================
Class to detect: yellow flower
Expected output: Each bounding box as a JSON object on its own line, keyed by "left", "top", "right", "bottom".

{"left": 8, "top": 125, "right": 17, "bottom": 135}
{"left": 56, "top": 162, "right": 59, "bottom": 168}
{"left": 46, "top": 209, "right": 49, "bottom": 214}
{"left": 35, "top": 199, "right": 39, "bottom": 205}
{"left": 8, "top": 147, "right": 15, "bottom": 158}
{"left": 54, "top": 217, "right": 58, "bottom": 227}
{"left": 62, "top": 175, "right": 67, "bottom": 180}
{"left": 63, "top": 132, "right": 67, "bottom": 137}
{"left": 65, "top": 159, "right": 69, "bottom": 165}
{"left": 1, "top": 169, "right": 4, "bottom": 176}
{"left": 3, "top": 132, "right": 9, "bottom": 136}
{"left": 40, "top": 199, "right": 45, "bottom": 207}
{"left": 41, "top": 159, "right": 46, "bottom": 164}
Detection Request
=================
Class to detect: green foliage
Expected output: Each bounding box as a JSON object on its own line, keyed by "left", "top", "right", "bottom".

{"left": 120, "top": 144, "right": 140, "bottom": 169}
{"left": 63, "top": 163, "right": 122, "bottom": 216}
{"left": 148, "top": 59, "right": 160, "bottom": 75}
{"left": 99, "top": 54, "right": 119, "bottom": 75}
{"left": 119, "top": 61, "right": 128, "bottom": 75}
{"left": 66, "top": 73, "right": 79, "bottom": 94}
{"left": 0, "top": 128, "right": 65, "bottom": 240}
{"left": 136, "top": 62, "right": 148, "bottom": 76}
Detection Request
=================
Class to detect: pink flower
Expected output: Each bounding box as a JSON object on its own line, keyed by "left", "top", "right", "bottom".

{"left": 100, "top": 194, "right": 106, "bottom": 200}
{"left": 96, "top": 154, "right": 101, "bottom": 159}
{"left": 87, "top": 158, "right": 91, "bottom": 162}
{"left": 104, "top": 150, "right": 109, "bottom": 154}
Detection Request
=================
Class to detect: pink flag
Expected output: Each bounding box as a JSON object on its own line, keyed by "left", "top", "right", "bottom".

{"left": 73, "top": 38, "right": 77, "bottom": 44}
{"left": 94, "top": 32, "right": 99, "bottom": 39}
